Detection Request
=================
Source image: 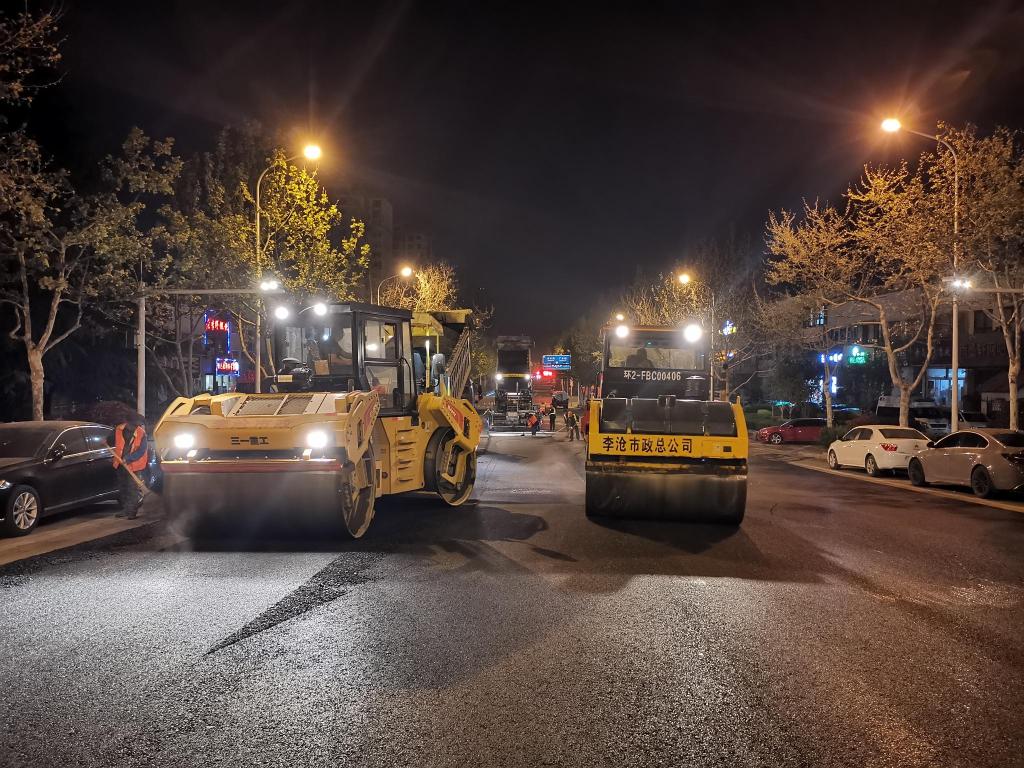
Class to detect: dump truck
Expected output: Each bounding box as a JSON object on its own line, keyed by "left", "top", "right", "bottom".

{"left": 584, "top": 322, "right": 748, "bottom": 524}
{"left": 494, "top": 335, "right": 533, "bottom": 426}
{"left": 153, "top": 302, "right": 481, "bottom": 537}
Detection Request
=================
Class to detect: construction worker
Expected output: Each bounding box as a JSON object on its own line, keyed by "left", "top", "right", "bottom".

{"left": 548, "top": 406, "right": 557, "bottom": 432}
{"left": 566, "top": 409, "right": 581, "bottom": 441}
{"left": 109, "top": 413, "right": 149, "bottom": 519}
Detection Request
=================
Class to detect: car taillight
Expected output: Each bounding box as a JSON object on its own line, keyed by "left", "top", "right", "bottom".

{"left": 880, "top": 443, "right": 898, "bottom": 452}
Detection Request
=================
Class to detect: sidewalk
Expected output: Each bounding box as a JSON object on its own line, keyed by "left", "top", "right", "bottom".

{"left": 0, "top": 501, "right": 158, "bottom": 567}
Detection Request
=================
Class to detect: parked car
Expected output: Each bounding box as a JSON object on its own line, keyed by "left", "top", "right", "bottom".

{"left": 551, "top": 390, "right": 570, "bottom": 409}
{"left": 756, "top": 418, "right": 827, "bottom": 445}
{"left": 907, "top": 429, "right": 1024, "bottom": 498}
{"left": 876, "top": 397, "right": 950, "bottom": 437}
{"left": 959, "top": 411, "right": 990, "bottom": 428}
{"left": 827, "top": 425, "right": 930, "bottom": 476}
{"left": 0, "top": 421, "right": 120, "bottom": 536}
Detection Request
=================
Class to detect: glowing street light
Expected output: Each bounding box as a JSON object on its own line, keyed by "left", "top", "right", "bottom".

{"left": 676, "top": 271, "right": 717, "bottom": 398}
{"left": 254, "top": 143, "right": 326, "bottom": 392}
{"left": 614, "top": 312, "right": 625, "bottom": 322}
{"left": 614, "top": 324, "right": 630, "bottom": 339}
{"left": 376, "top": 265, "right": 415, "bottom": 304}
{"left": 880, "top": 117, "right": 962, "bottom": 429}
{"left": 683, "top": 323, "right": 703, "bottom": 343}
{"left": 273, "top": 305, "right": 290, "bottom": 321}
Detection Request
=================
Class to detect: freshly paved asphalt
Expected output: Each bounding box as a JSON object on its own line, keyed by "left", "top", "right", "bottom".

{"left": 1, "top": 433, "right": 1022, "bottom": 767}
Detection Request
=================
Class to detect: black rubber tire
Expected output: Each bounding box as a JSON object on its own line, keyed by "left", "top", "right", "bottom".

{"left": 908, "top": 459, "right": 927, "bottom": 487}
{"left": 865, "top": 454, "right": 880, "bottom": 477}
{"left": 827, "top": 450, "right": 840, "bottom": 470}
{"left": 971, "top": 466, "right": 995, "bottom": 499}
{"left": 2, "top": 485, "right": 41, "bottom": 537}
{"left": 769, "top": 433, "right": 783, "bottom": 445}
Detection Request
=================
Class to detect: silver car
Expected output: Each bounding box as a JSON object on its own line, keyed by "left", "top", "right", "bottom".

{"left": 907, "top": 429, "right": 1024, "bottom": 498}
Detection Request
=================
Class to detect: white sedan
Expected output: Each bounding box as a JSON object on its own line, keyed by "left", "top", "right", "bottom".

{"left": 827, "top": 425, "right": 931, "bottom": 477}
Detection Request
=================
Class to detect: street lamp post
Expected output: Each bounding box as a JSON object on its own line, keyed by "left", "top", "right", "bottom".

{"left": 253, "top": 144, "right": 322, "bottom": 393}
{"left": 678, "top": 273, "right": 717, "bottom": 399}
{"left": 881, "top": 119, "right": 961, "bottom": 430}
{"left": 375, "top": 265, "right": 414, "bottom": 305}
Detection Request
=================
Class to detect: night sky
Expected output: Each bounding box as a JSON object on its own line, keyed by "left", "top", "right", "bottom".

{"left": 32, "top": 0, "right": 1024, "bottom": 346}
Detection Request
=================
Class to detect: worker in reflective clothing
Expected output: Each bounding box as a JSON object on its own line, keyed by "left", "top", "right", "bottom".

{"left": 109, "top": 414, "right": 149, "bottom": 519}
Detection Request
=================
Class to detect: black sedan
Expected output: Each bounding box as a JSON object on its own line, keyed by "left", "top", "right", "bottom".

{"left": 0, "top": 421, "right": 121, "bottom": 536}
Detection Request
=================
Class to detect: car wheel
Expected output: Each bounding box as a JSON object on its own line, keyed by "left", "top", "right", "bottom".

{"left": 2, "top": 485, "right": 41, "bottom": 537}
{"left": 769, "top": 433, "right": 783, "bottom": 445}
{"left": 865, "top": 454, "right": 881, "bottom": 477}
{"left": 828, "top": 450, "right": 840, "bottom": 470}
{"left": 908, "top": 459, "right": 927, "bottom": 487}
{"left": 971, "top": 466, "right": 995, "bottom": 499}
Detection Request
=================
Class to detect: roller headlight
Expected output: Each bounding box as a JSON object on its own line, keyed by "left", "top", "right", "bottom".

{"left": 683, "top": 323, "right": 703, "bottom": 343}
{"left": 306, "top": 430, "right": 329, "bottom": 449}
{"left": 173, "top": 433, "right": 195, "bottom": 450}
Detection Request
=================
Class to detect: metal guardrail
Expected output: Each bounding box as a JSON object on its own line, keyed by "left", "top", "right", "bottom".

{"left": 444, "top": 329, "right": 473, "bottom": 399}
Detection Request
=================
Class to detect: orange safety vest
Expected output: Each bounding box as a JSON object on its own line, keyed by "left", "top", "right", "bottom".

{"left": 114, "top": 423, "right": 148, "bottom": 472}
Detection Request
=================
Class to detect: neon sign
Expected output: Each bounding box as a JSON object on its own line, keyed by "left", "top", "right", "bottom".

{"left": 206, "top": 317, "right": 230, "bottom": 333}
{"left": 215, "top": 357, "right": 240, "bottom": 376}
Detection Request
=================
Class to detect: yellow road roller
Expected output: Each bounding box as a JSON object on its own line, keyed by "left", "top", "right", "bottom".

{"left": 153, "top": 303, "right": 481, "bottom": 537}
{"left": 584, "top": 321, "right": 748, "bottom": 524}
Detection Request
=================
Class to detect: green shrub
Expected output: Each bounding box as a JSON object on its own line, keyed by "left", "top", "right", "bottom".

{"left": 818, "top": 426, "right": 845, "bottom": 446}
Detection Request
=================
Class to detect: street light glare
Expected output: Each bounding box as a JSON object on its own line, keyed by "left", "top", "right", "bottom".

{"left": 614, "top": 324, "right": 630, "bottom": 338}
{"left": 881, "top": 118, "right": 902, "bottom": 133}
{"left": 615, "top": 312, "right": 625, "bottom": 322}
{"left": 400, "top": 266, "right": 414, "bottom": 278}
{"left": 313, "top": 302, "right": 328, "bottom": 316}
{"left": 303, "top": 144, "right": 322, "bottom": 160}
{"left": 678, "top": 273, "right": 691, "bottom": 285}
{"left": 683, "top": 323, "right": 703, "bottom": 343}
{"left": 274, "top": 306, "right": 290, "bottom": 320}
{"left": 259, "top": 279, "right": 279, "bottom": 292}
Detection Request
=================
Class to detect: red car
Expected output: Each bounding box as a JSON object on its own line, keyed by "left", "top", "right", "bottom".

{"left": 757, "top": 418, "right": 826, "bottom": 445}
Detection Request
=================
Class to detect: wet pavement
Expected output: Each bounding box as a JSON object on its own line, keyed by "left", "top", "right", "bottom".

{"left": 1, "top": 435, "right": 1022, "bottom": 767}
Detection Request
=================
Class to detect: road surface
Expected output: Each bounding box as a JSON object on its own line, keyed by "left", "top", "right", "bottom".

{"left": 1, "top": 434, "right": 1022, "bottom": 767}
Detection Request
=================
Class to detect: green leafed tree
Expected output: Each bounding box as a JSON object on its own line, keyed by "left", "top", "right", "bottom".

{"left": 145, "top": 125, "right": 370, "bottom": 391}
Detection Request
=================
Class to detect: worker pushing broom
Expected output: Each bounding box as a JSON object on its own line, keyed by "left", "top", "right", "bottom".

{"left": 108, "top": 410, "right": 151, "bottom": 519}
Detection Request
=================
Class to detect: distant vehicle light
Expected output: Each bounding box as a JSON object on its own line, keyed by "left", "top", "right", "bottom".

{"left": 614, "top": 324, "right": 630, "bottom": 338}
{"left": 683, "top": 324, "right": 702, "bottom": 343}
{"left": 306, "top": 430, "right": 328, "bottom": 449}
{"left": 173, "top": 433, "right": 195, "bottom": 450}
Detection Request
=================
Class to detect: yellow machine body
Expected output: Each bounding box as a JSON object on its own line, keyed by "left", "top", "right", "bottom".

{"left": 583, "top": 324, "right": 749, "bottom": 524}
{"left": 153, "top": 303, "right": 482, "bottom": 537}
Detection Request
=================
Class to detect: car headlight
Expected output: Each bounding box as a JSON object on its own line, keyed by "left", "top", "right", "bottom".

{"left": 0, "top": 479, "right": 11, "bottom": 490}
{"left": 306, "top": 430, "right": 329, "bottom": 449}
{"left": 173, "top": 433, "right": 195, "bottom": 449}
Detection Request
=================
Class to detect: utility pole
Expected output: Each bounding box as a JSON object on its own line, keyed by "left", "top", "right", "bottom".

{"left": 137, "top": 285, "right": 146, "bottom": 416}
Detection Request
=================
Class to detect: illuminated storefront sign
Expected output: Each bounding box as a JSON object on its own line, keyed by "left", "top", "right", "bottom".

{"left": 215, "top": 357, "right": 240, "bottom": 376}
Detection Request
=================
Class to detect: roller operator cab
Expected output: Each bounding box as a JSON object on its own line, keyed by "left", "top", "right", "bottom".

{"left": 584, "top": 324, "right": 748, "bottom": 524}
{"left": 153, "top": 303, "right": 482, "bottom": 538}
